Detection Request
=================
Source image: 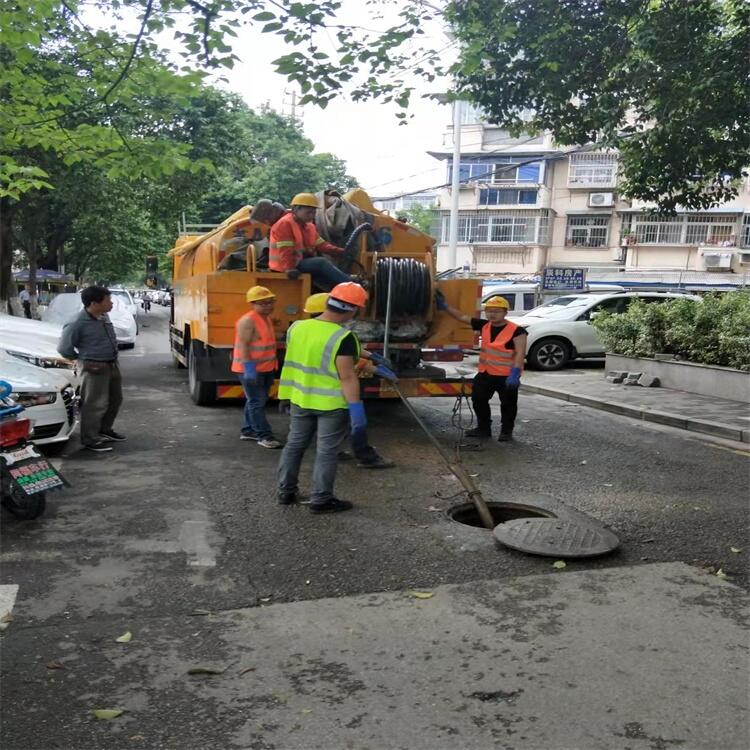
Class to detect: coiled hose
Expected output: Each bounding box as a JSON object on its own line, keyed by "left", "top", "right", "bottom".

{"left": 338, "top": 222, "right": 373, "bottom": 274}
{"left": 375, "top": 257, "right": 431, "bottom": 318}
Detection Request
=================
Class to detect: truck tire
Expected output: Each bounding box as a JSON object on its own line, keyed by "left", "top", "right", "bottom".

{"left": 188, "top": 341, "right": 215, "bottom": 406}
{"left": 527, "top": 338, "right": 571, "bottom": 371}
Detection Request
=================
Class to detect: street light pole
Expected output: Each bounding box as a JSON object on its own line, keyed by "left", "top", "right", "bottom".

{"left": 447, "top": 98, "right": 462, "bottom": 270}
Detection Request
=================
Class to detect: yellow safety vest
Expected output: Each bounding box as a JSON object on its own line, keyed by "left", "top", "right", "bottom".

{"left": 278, "top": 319, "right": 361, "bottom": 410}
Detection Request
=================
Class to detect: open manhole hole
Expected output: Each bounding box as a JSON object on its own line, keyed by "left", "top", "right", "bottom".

{"left": 448, "top": 501, "right": 556, "bottom": 529}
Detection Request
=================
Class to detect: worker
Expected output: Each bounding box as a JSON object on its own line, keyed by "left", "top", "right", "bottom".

{"left": 231, "top": 286, "right": 283, "bottom": 449}
{"left": 277, "top": 282, "right": 392, "bottom": 512}
{"left": 269, "top": 192, "right": 352, "bottom": 291}
{"left": 302, "top": 292, "right": 395, "bottom": 470}
{"left": 436, "top": 291, "right": 527, "bottom": 442}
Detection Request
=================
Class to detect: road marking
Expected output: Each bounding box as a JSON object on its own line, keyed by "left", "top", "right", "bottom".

{"left": 699, "top": 441, "right": 750, "bottom": 458}
{"left": 178, "top": 521, "right": 216, "bottom": 567}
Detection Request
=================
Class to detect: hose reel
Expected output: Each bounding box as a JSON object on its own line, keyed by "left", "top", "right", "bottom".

{"left": 375, "top": 257, "right": 431, "bottom": 319}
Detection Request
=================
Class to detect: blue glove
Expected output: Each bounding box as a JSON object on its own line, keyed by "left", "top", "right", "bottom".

{"left": 242, "top": 360, "right": 257, "bottom": 384}
{"left": 506, "top": 367, "right": 522, "bottom": 389}
{"left": 435, "top": 289, "right": 448, "bottom": 311}
{"left": 348, "top": 401, "right": 367, "bottom": 434}
{"left": 374, "top": 364, "right": 398, "bottom": 382}
{"left": 369, "top": 351, "right": 390, "bottom": 367}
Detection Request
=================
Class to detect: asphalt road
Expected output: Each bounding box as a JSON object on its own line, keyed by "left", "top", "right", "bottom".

{"left": 1, "top": 306, "right": 748, "bottom": 749}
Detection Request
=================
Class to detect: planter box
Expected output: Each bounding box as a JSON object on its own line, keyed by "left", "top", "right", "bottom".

{"left": 605, "top": 354, "right": 750, "bottom": 404}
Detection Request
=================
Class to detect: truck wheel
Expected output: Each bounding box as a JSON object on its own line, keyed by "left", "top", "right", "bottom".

{"left": 188, "top": 342, "right": 215, "bottom": 406}
{"left": 527, "top": 338, "right": 571, "bottom": 371}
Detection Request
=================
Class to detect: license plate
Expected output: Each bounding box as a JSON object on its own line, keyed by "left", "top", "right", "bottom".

{"left": 7, "top": 456, "right": 67, "bottom": 495}
{"left": 1, "top": 445, "right": 40, "bottom": 465}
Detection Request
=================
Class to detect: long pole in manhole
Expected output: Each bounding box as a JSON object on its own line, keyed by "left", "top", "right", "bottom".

{"left": 392, "top": 383, "right": 496, "bottom": 530}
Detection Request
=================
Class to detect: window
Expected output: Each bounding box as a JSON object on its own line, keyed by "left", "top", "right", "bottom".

{"left": 492, "top": 158, "right": 541, "bottom": 184}
{"left": 448, "top": 161, "right": 494, "bottom": 183}
{"left": 441, "top": 210, "right": 550, "bottom": 245}
{"left": 581, "top": 297, "right": 628, "bottom": 319}
{"left": 568, "top": 152, "right": 618, "bottom": 186}
{"left": 479, "top": 188, "right": 538, "bottom": 206}
{"left": 685, "top": 215, "right": 737, "bottom": 245}
{"left": 627, "top": 213, "right": 741, "bottom": 245}
{"left": 566, "top": 215, "right": 610, "bottom": 247}
{"left": 634, "top": 216, "right": 683, "bottom": 244}
{"left": 742, "top": 216, "right": 750, "bottom": 248}
{"left": 490, "top": 216, "right": 535, "bottom": 243}
{"left": 523, "top": 293, "right": 537, "bottom": 310}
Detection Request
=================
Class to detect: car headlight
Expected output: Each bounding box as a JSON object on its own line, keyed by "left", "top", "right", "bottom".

{"left": 9, "top": 391, "right": 57, "bottom": 406}
{"left": 5, "top": 350, "right": 76, "bottom": 370}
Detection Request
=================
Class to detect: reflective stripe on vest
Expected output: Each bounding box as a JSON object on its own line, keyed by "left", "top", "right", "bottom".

{"left": 269, "top": 213, "right": 319, "bottom": 272}
{"left": 231, "top": 311, "right": 278, "bottom": 374}
{"left": 478, "top": 321, "right": 521, "bottom": 376}
{"left": 277, "top": 319, "right": 360, "bottom": 410}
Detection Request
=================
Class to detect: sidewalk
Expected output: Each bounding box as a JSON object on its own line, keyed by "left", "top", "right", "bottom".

{"left": 522, "top": 368, "right": 750, "bottom": 444}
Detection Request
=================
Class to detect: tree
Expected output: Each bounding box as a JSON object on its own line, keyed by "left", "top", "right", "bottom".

{"left": 445, "top": 0, "right": 750, "bottom": 211}
{"left": 401, "top": 204, "right": 436, "bottom": 235}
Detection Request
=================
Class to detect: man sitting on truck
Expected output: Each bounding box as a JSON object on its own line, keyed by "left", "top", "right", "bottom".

{"left": 269, "top": 192, "right": 353, "bottom": 291}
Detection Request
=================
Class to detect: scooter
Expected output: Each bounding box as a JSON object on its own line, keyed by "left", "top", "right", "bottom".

{"left": 0, "top": 380, "right": 67, "bottom": 520}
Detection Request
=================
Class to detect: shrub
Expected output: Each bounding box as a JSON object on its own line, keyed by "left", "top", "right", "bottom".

{"left": 591, "top": 291, "right": 750, "bottom": 371}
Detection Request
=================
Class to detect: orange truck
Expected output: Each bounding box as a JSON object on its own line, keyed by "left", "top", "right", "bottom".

{"left": 168, "top": 189, "right": 479, "bottom": 405}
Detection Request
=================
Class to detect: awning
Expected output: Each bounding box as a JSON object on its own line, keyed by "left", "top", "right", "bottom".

{"left": 13, "top": 269, "right": 75, "bottom": 282}
{"left": 586, "top": 269, "right": 749, "bottom": 289}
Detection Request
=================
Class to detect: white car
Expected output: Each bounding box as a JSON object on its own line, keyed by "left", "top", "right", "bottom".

{"left": 43, "top": 293, "right": 138, "bottom": 347}
{"left": 511, "top": 292, "right": 700, "bottom": 370}
{"left": 0, "top": 350, "right": 77, "bottom": 445}
{"left": 109, "top": 288, "right": 139, "bottom": 319}
{"left": 0, "top": 315, "right": 78, "bottom": 388}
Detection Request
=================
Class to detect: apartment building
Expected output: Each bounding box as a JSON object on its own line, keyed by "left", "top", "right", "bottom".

{"left": 372, "top": 190, "right": 438, "bottom": 213}
{"left": 430, "top": 105, "right": 750, "bottom": 286}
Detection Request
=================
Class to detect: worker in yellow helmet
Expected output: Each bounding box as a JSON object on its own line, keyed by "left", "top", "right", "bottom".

{"left": 269, "top": 192, "right": 352, "bottom": 291}
{"left": 231, "top": 286, "right": 283, "bottom": 449}
{"left": 436, "top": 291, "right": 527, "bottom": 442}
{"left": 300, "top": 292, "right": 395, "bottom": 470}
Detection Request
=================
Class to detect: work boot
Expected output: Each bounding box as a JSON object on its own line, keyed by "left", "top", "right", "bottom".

{"left": 309, "top": 498, "right": 353, "bottom": 514}
{"left": 278, "top": 490, "right": 306, "bottom": 505}
{"left": 497, "top": 432, "right": 514, "bottom": 443}
{"left": 464, "top": 427, "right": 490, "bottom": 439}
{"left": 357, "top": 455, "right": 395, "bottom": 469}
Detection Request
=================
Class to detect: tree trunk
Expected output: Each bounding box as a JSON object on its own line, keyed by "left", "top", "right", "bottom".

{"left": 28, "top": 242, "right": 39, "bottom": 319}
{"left": 0, "top": 196, "right": 19, "bottom": 315}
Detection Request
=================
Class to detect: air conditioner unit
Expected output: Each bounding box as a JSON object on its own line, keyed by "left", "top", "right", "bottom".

{"left": 701, "top": 251, "right": 732, "bottom": 270}
{"left": 589, "top": 192, "right": 614, "bottom": 207}
{"left": 736, "top": 251, "right": 750, "bottom": 265}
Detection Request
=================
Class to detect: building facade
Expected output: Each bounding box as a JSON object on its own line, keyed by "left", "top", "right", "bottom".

{"left": 430, "top": 106, "right": 750, "bottom": 285}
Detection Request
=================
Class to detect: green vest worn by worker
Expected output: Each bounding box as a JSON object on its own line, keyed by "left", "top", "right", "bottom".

{"left": 278, "top": 318, "right": 361, "bottom": 411}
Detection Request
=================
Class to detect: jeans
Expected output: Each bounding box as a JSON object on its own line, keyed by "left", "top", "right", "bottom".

{"left": 278, "top": 405, "right": 349, "bottom": 504}
{"left": 80, "top": 362, "right": 123, "bottom": 445}
{"left": 296, "top": 257, "right": 351, "bottom": 292}
{"left": 471, "top": 371, "right": 519, "bottom": 435}
{"left": 239, "top": 371, "right": 275, "bottom": 440}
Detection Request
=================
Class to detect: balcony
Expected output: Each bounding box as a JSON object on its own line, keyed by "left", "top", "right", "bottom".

{"left": 568, "top": 152, "right": 618, "bottom": 188}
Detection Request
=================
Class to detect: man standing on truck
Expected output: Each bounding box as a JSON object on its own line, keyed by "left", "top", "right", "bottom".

{"left": 232, "top": 286, "right": 283, "bottom": 449}
{"left": 436, "top": 292, "right": 527, "bottom": 442}
{"left": 276, "top": 282, "right": 373, "bottom": 513}
{"left": 269, "top": 193, "right": 353, "bottom": 291}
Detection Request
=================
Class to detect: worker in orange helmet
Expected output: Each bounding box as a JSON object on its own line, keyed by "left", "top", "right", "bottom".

{"left": 231, "top": 286, "right": 283, "bottom": 449}
{"left": 269, "top": 192, "right": 353, "bottom": 291}
{"left": 436, "top": 291, "right": 527, "bottom": 442}
{"left": 277, "top": 282, "right": 396, "bottom": 513}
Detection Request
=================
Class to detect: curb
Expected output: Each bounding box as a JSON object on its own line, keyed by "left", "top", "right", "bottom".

{"left": 522, "top": 384, "right": 749, "bottom": 444}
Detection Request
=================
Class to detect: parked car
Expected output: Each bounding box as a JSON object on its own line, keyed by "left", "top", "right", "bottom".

{"left": 481, "top": 282, "right": 627, "bottom": 315}
{"left": 109, "top": 288, "right": 138, "bottom": 319}
{"left": 511, "top": 292, "right": 700, "bottom": 370}
{"left": 0, "top": 316, "right": 78, "bottom": 388}
{"left": 43, "top": 293, "right": 137, "bottom": 347}
{"left": 0, "top": 350, "right": 77, "bottom": 444}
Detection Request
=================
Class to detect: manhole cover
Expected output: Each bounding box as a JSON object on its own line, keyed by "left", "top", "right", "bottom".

{"left": 493, "top": 518, "right": 619, "bottom": 558}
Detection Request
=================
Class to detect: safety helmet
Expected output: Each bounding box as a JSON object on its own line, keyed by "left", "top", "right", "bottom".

{"left": 328, "top": 282, "right": 368, "bottom": 311}
{"left": 484, "top": 296, "right": 510, "bottom": 310}
{"left": 290, "top": 192, "right": 320, "bottom": 209}
{"left": 303, "top": 292, "right": 329, "bottom": 314}
{"left": 246, "top": 285, "right": 276, "bottom": 303}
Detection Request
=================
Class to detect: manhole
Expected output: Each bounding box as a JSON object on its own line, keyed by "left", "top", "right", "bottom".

{"left": 493, "top": 518, "right": 619, "bottom": 558}
{"left": 448, "top": 501, "right": 556, "bottom": 529}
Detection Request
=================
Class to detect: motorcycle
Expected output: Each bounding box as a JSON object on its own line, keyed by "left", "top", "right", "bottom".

{"left": 0, "top": 380, "right": 67, "bottom": 520}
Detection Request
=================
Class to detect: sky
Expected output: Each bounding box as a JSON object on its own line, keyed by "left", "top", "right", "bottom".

{"left": 211, "top": 3, "right": 455, "bottom": 198}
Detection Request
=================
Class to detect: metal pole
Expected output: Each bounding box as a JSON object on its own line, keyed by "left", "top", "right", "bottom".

{"left": 447, "top": 99, "right": 462, "bottom": 271}
{"left": 383, "top": 258, "right": 394, "bottom": 362}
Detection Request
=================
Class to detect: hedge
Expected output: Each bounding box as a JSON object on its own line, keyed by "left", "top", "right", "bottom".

{"left": 591, "top": 291, "right": 750, "bottom": 371}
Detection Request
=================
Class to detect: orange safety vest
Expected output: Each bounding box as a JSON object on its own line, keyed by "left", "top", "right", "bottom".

{"left": 269, "top": 212, "right": 328, "bottom": 272}
{"left": 478, "top": 321, "right": 522, "bottom": 376}
{"left": 231, "top": 311, "right": 278, "bottom": 374}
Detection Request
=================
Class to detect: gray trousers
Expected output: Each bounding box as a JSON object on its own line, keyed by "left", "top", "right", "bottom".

{"left": 277, "top": 405, "right": 349, "bottom": 504}
{"left": 80, "top": 362, "right": 123, "bottom": 445}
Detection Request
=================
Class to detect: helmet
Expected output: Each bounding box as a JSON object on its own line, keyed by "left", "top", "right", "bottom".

{"left": 246, "top": 285, "right": 275, "bottom": 303}
{"left": 303, "top": 292, "right": 329, "bottom": 314}
{"left": 484, "top": 296, "right": 510, "bottom": 310}
{"left": 328, "top": 282, "right": 368, "bottom": 311}
{"left": 290, "top": 192, "right": 320, "bottom": 209}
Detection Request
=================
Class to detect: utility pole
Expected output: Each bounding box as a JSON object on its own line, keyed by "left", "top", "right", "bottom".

{"left": 447, "top": 98, "right": 462, "bottom": 270}
{"left": 283, "top": 89, "right": 303, "bottom": 124}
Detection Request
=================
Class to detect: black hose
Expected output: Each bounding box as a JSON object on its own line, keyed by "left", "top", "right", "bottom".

{"left": 376, "top": 257, "right": 431, "bottom": 318}
{"left": 339, "top": 222, "right": 373, "bottom": 274}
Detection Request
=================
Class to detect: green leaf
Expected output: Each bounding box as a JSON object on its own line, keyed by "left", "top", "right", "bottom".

{"left": 552, "top": 560, "right": 567, "bottom": 569}
{"left": 93, "top": 709, "right": 124, "bottom": 720}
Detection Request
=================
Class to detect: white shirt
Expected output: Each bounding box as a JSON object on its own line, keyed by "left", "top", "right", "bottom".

{"left": 19, "top": 289, "right": 30, "bottom": 302}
